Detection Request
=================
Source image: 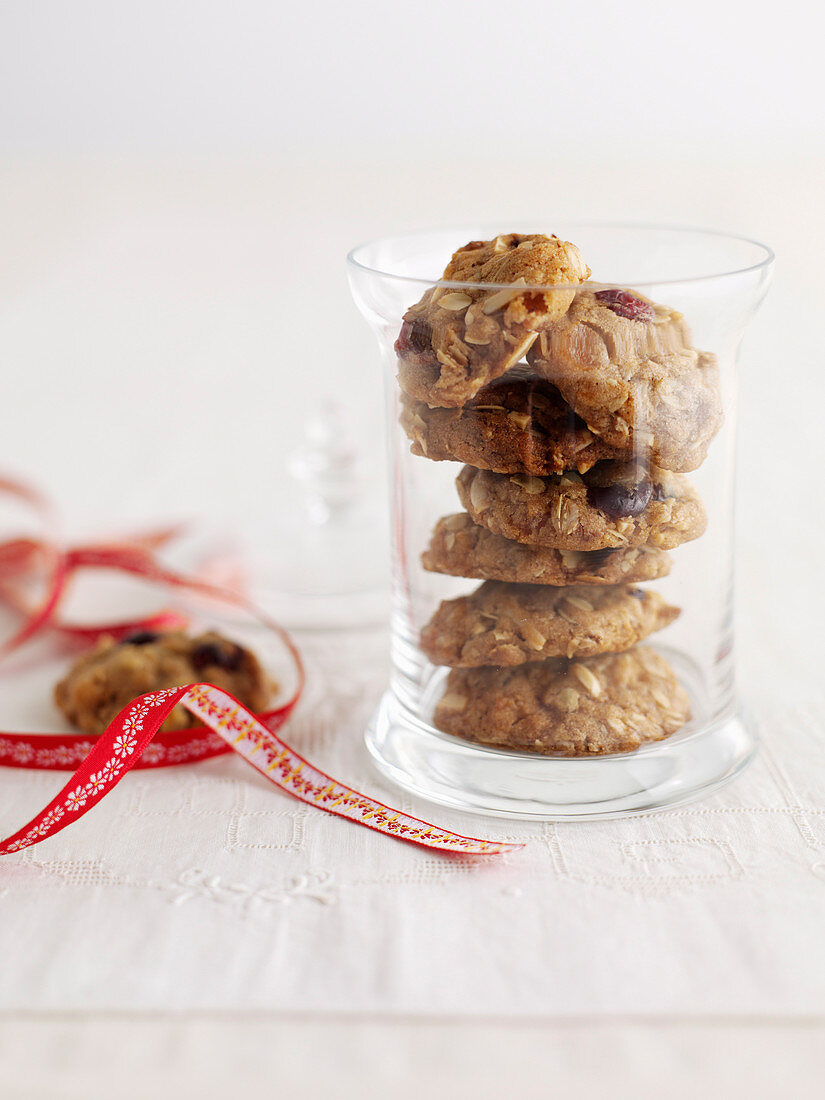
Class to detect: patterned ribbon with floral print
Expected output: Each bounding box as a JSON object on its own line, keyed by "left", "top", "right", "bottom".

{"left": 0, "top": 683, "right": 520, "bottom": 857}
{"left": 0, "top": 474, "right": 521, "bottom": 857}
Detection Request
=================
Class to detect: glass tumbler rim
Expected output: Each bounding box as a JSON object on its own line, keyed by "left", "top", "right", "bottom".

{"left": 346, "top": 221, "right": 775, "bottom": 292}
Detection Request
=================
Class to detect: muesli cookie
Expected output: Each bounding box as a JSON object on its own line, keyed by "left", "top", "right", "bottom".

{"left": 422, "top": 514, "right": 672, "bottom": 585}
{"left": 55, "top": 630, "right": 271, "bottom": 736}
{"left": 400, "top": 367, "right": 619, "bottom": 475}
{"left": 527, "top": 288, "right": 723, "bottom": 472}
{"left": 433, "top": 646, "right": 690, "bottom": 755}
{"left": 456, "top": 461, "right": 706, "bottom": 551}
{"left": 421, "top": 582, "right": 679, "bottom": 667}
{"left": 396, "top": 233, "right": 590, "bottom": 408}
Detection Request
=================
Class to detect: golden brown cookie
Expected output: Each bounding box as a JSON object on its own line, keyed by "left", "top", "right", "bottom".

{"left": 456, "top": 461, "right": 706, "bottom": 551}
{"left": 399, "top": 367, "right": 621, "bottom": 475}
{"left": 422, "top": 514, "right": 672, "bottom": 585}
{"left": 420, "top": 582, "right": 679, "bottom": 666}
{"left": 55, "top": 630, "right": 271, "bottom": 736}
{"left": 433, "top": 646, "right": 690, "bottom": 755}
{"left": 527, "top": 288, "right": 723, "bottom": 472}
{"left": 396, "top": 233, "right": 590, "bottom": 408}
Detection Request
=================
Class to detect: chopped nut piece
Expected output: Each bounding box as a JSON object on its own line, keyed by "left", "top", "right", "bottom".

{"left": 563, "top": 595, "right": 594, "bottom": 613}
{"left": 482, "top": 278, "right": 527, "bottom": 315}
{"left": 520, "top": 624, "right": 547, "bottom": 651}
{"left": 509, "top": 474, "right": 545, "bottom": 495}
{"left": 438, "top": 693, "right": 468, "bottom": 712}
{"left": 572, "top": 664, "right": 602, "bottom": 697}
{"left": 556, "top": 687, "right": 580, "bottom": 712}
{"left": 469, "top": 478, "right": 490, "bottom": 513}
{"left": 438, "top": 291, "right": 473, "bottom": 311}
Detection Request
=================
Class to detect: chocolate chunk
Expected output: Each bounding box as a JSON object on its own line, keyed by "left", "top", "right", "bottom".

{"left": 587, "top": 476, "right": 653, "bottom": 518}
{"left": 191, "top": 641, "right": 245, "bottom": 672}
{"left": 121, "top": 631, "right": 161, "bottom": 646}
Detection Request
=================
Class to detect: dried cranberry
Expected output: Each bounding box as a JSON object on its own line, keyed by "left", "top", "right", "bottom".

{"left": 594, "top": 289, "right": 654, "bottom": 322}
{"left": 520, "top": 291, "right": 546, "bottom": 313}
{"left": 394, "top": 317, "right": 432, "bottom": 357}
{"left": 587, "top": 476, "right": 653, "bottom": 518}
{"left": 121, "top": 630, "right": 161, "bottom": 646}
{"left": 191, "top": 641, "right": 244, "bottom": 672}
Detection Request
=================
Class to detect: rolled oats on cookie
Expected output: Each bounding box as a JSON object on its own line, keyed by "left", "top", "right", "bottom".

{"left": 422, "top": 514, "right": 673, "bottom": 586}
{"left": 456, "top": 460, "right": 707, "bottom": 552}
{"left": 433, "top": 646, "right": 691, "bottom": 755}
{"left": 421, "top": 581, "right": 679, "bottom": 667}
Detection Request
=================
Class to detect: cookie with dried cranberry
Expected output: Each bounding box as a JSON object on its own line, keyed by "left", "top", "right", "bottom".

{"left": 433, "top": 646, "right": 690, "bottom": 755}
{"left": 526, "top": 287, "right": 722, "bottom": 472}
{"left": 421, "top": 581, "right": 679, "bottom": 667}
{"left": 54, "top": 630, "right": 272, "bottom": 736}
{"left": 422, "top": 514, "right": 673, "bottom": 585}
{"left": 396, "top": 233, "right": 590, "bottom": 408}
{"left": 400, "top": 367, "right": 621, "bottom": 475}
{"left": 456, "top": 461, "right": 706, "bottom": 552}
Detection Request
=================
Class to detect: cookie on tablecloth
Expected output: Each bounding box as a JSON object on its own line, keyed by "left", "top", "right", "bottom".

{"left": 55, "top": 630, "right": 271, "bottom": 736}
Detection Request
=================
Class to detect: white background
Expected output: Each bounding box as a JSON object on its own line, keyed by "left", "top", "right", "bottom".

{"left": 1, "top": 1, "right": 825, "bottom": 1095}
{"left": 2, "top": 0, "right": 823, "bottom": 157}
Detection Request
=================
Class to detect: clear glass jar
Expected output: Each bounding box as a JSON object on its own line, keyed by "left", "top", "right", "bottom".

{"left": 348, "top": 225, "right": 773, "bottom": 819}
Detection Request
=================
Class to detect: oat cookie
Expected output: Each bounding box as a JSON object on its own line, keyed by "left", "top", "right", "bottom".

{"left": 396, "top": 233, "right": 590, "bottom": 408}
{"left": 421, "top": 582, "right": 679, "bottom": 667}
{"left": 55, "top": 630, "right": 271, "bottom": 736}
{"left": 400, "top": 367, "right": 620, "bottom": 475}
{"left": 433, "top": 646, "right": 690, "bottom": 755}
{"left": 422, "top": 514, "right": 672, "bottom": 585}
{"left": 456, "top": 461, "right": 706, "bottom": 551}
{"left": 527, "top": 287, "right": 723, "bottom": 472}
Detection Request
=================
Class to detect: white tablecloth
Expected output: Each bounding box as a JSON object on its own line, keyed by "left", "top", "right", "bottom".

{"left": 1, "top": 627, "right": 824, "bottom": 1019}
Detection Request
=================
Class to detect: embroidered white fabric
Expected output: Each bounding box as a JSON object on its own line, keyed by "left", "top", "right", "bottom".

{"left": 0, "top": 625, "right": 824, "bottom": 1016}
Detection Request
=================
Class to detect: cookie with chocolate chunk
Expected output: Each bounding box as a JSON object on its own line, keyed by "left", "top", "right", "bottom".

{"left": 433, "top": 646, "right": 690, "bottom": 755}
{"left": 55, "top": 630, "right": 271, "bottom": 736}
{"left": 400, "top": 367, "right": 620, "bottom": 475}
{"left": 396, "top": 233, "right": 590, "bottom": 408}
{"left": 456, "top": 461, "right": 706, "bottom": 551}
{"left": 421, "top": 582, "right": 679, "bottom": 667}
{"left": 422, "top": 514, "right": 672, "bottom": 585}
{"left": 527, "top": 288, "right": 722, "bottom": 472}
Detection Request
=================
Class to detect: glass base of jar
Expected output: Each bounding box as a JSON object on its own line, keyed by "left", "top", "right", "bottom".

{"left": 364, "top": 686, "right": 758, "bottom": 822}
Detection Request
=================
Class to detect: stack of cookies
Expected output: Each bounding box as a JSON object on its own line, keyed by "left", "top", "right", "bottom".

{"left": 395, "top": 233, "right": 722, "bottom": 756}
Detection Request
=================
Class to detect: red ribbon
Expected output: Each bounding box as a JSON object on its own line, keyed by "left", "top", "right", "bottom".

{"left": 0, "top": 474, "right": 521, "bottom": 856}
